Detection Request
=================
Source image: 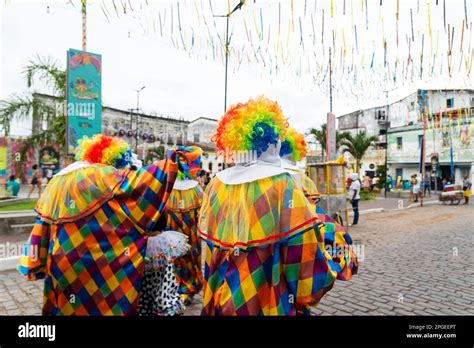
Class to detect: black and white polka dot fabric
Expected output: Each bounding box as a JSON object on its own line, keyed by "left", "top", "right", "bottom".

{"left": 137, "top": 259, "right": 185, "bottom": 316}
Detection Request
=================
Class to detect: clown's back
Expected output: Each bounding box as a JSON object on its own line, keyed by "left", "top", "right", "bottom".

{"left": 198, "top": 172, "right": 337, "bottom": 316}
{"left": 18, "top": 161, "right": 178, "bottom": 315}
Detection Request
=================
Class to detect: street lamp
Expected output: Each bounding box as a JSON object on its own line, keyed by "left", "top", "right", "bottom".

{"left": 134, "top": 86, "right": 146, "bottom": 153}
{"left": 214, "top": 1, "right": 245, "bottom": 113}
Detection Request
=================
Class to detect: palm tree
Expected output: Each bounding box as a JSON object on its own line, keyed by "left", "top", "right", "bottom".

{"left": 340, "top": 131, "right": 378, "bottom": 175}
{"left": 0, "top": 56, "right": 66, "bottom": 181}
{"left": 307, "top": 124, "right": 350, "bottom": 160}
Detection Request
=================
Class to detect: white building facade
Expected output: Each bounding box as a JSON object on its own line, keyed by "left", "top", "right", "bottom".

{"left": 186, "top": 117, "right": 223, "bottom": 174}
{"left": 337, "top": 105, "right": 389, "bottom": 176}
{"left": 388, "top": 89, "right": 474, "bottom": 186}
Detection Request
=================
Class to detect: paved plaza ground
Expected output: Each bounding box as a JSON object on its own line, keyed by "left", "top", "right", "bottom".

{"left": 0, "top": 203, "right": 472, "bottom": 315}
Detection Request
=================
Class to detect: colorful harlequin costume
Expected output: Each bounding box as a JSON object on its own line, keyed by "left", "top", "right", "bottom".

{"left": 198, "top": 96, "right": 338, "bottom": 316}
{"left": 280, "top": 127, "right": 320, "bottom": 202}
{"left": 18, "top": 135, "right": 196, "bottom": 316}
{"left": 165, "top": 146, "right": 204, "bottom": 304}
{"left": 280, "top": 128, "right": 358, "bottom": 281}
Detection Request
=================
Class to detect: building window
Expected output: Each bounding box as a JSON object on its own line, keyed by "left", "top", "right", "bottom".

{"left": 418, "top": 135, "right": 423, "bottom": 149}
{"left": 446, "top": 98, "right": 454, "bottom": 108}
{"left": 193, "top": 133, "right": 200, "bottom": 143}
{"left": 376, "top": 110, "right": 386, "bottom": 121}
{"left": 396, "top": 137, "right": 403, "bottom": 150}
{"left": 208, "top": 162, "right": 213, "bottom": 172}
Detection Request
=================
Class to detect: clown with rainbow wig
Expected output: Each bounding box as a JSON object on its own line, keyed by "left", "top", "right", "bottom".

{"left": 164, "top": 146, "right": 205, "bottom": 305}
{"left": 280, "top": 127, "right": 358, "bottom": 281}
{"left": 280, "top": 127, "right": 320, "bottom": 202}
{"left": 198, "top": 96, "right": 338, "bottom": 316}
{"left": 18, "top": 134, "right": 198, "bottom": 315}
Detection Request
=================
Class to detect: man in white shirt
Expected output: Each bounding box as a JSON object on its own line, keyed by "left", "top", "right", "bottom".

{"left": 348, "top": 173, "right": 361, "bottom": 226}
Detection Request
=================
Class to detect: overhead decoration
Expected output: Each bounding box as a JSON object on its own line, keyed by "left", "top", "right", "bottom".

{"left": 66, "top": 0, "right": 474, "bottom": 105}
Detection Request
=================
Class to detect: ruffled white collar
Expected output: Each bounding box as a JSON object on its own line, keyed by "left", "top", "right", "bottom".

{"left": 216, "top": 143, "right": 291, "bottom": 185}
{"left": 173, "top": 179, "right": 199, "bottom": 190}
{"left": 54, "top": 161, "right": 92, "bottom": 176}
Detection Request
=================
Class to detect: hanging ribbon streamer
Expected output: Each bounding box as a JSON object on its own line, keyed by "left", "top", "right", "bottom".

{"left": 354, "top": 25, "right": 358, "bottom": 53}
{"left": 321, "top": 9, "right": 325, "bottom": 46}
{"left": 428, "top": 1, "right": 432, "bottom": 50}
{"left": 299, "top": 17, "right": 304, "bottom": 47}
{"left": 443, "top": 0, "right": 446, "bottom": 32}
{"left": 365, "top": 0, "right": 368, "bottom": 30}
{"left": 460, "top": 19, "right": 465, "bottom": 52}
{"left": 193, "top": 0, "right": 201, "bottom": 25}
{"left": 458, "top": 51, "right": 464, "bottom": 72}
{"left": 420, "top": 34, "right": 424, "bottom": 78}
{"left": 395, "top": 0, "right": 399, "bottom": 47}
{"left": 464, "top": 0, "right": 469, "bottom": 29}
{"left": 291, "top": 0, "right": 295, "bottom": 32}
{"left": 342, "top": 29, "right": 347, "bottom": 56}
{"left": 330, "top": 0, "right": 334, "bottom": 17}
{"left": 170, "top": 3, "right": 174, "bottom": 35}
{"left": 410, "top": 8, "right": 414, "bottom": 42}
{"left": 447, "top": 25, "right": 452, "bottom": 76}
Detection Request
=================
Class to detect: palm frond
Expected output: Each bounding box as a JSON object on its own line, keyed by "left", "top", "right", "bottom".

{"left": 23, "top": 55, "right": 66, "bottom": 97}
{"left": 0, "top": 94, "right": 34, "bottom": 135}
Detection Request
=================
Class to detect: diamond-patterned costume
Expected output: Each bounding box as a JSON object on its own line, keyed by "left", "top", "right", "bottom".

{"left": 198, "top": 173, "right": 338, "bottom": 316}
{"left": 166, "top": 183, "right": 204, "bottom": 302}
{"left": 18, "top": 151, "right": 187, "bottom": 315}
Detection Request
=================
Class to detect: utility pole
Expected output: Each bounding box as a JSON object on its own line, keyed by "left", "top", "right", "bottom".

{"left": 214, "top": 1, "right": 245, "bottom": 114}
{"left": 134, "top": 86, "right": 146, "bottom": 154}
{"left": 81, "top": 0, "right": 87, "bottom": 51}
{"left": 421, "top": 107, "right": 427, "bottom": 207}
{"left": 329, "top": 47, "right": 333, "bottom": 113}
{"left": 383, "top": 88, "right": 396, "bottom": 197}
{"left": 224, "top": 14, "right": 230, "bottom": 113}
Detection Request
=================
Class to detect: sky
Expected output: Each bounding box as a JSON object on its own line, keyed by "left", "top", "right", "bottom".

{"left": 1, "top": 0, "right": 473, "bottom": 137}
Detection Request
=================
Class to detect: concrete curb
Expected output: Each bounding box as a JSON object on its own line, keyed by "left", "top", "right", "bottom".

{"left": 349, "top": 200, "right": 441, "bottom": 216}
{"left": 0, "top": 256, "right": 20, "bottom": 272}
{"left": 406, "top": 200, "right": 440, "bottom": 209}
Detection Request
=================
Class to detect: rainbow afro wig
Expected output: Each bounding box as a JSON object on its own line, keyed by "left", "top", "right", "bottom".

{"left": 75, "top": 134, "right": 132, "bottom": 169}
{"left": 176, "top": 145, "right": 202, "bottom": 180}
{"left": 212, "top": 96, "right": 288, "bottom": 157}
{"left": 280, "top": 127, "right": 308, "bottom": 161}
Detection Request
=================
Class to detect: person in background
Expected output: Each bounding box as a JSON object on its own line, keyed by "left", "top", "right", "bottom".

{"left": 423, "top": 173, "right": 431, "bottom": 197}
{"left": 412, "top": 174, "right": 420, "bottom": 202}
{"left": 137, "top": 211, "right": 189, "bottom": 316}
{"left": 441, "top": 178, "right": 447, "bottom": 190}
{"left": 362, "top": 174, "right": 371, "bottom": 192}
{"left": 409, "top": 175, "right": 415, "bottom": 201}
{"left": 165, "top": 146, "right": 204, "bottom": 306}
{"left": 386, "top": 174, "right": 392, "bottom": 192}
{"left": 462, "top": 175, "right": 471, "bottom": 205}
{"left": 46, "top": 166, "right": 54, "bottom": 183}
{"left": 27, "top": 164, "right": 42, "bottom": 199}
{"left": 348, "top": 173, "right": 361, "bottom": 226}
{"left": 6, "top": 175, "right": 20, "bottom": 197}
